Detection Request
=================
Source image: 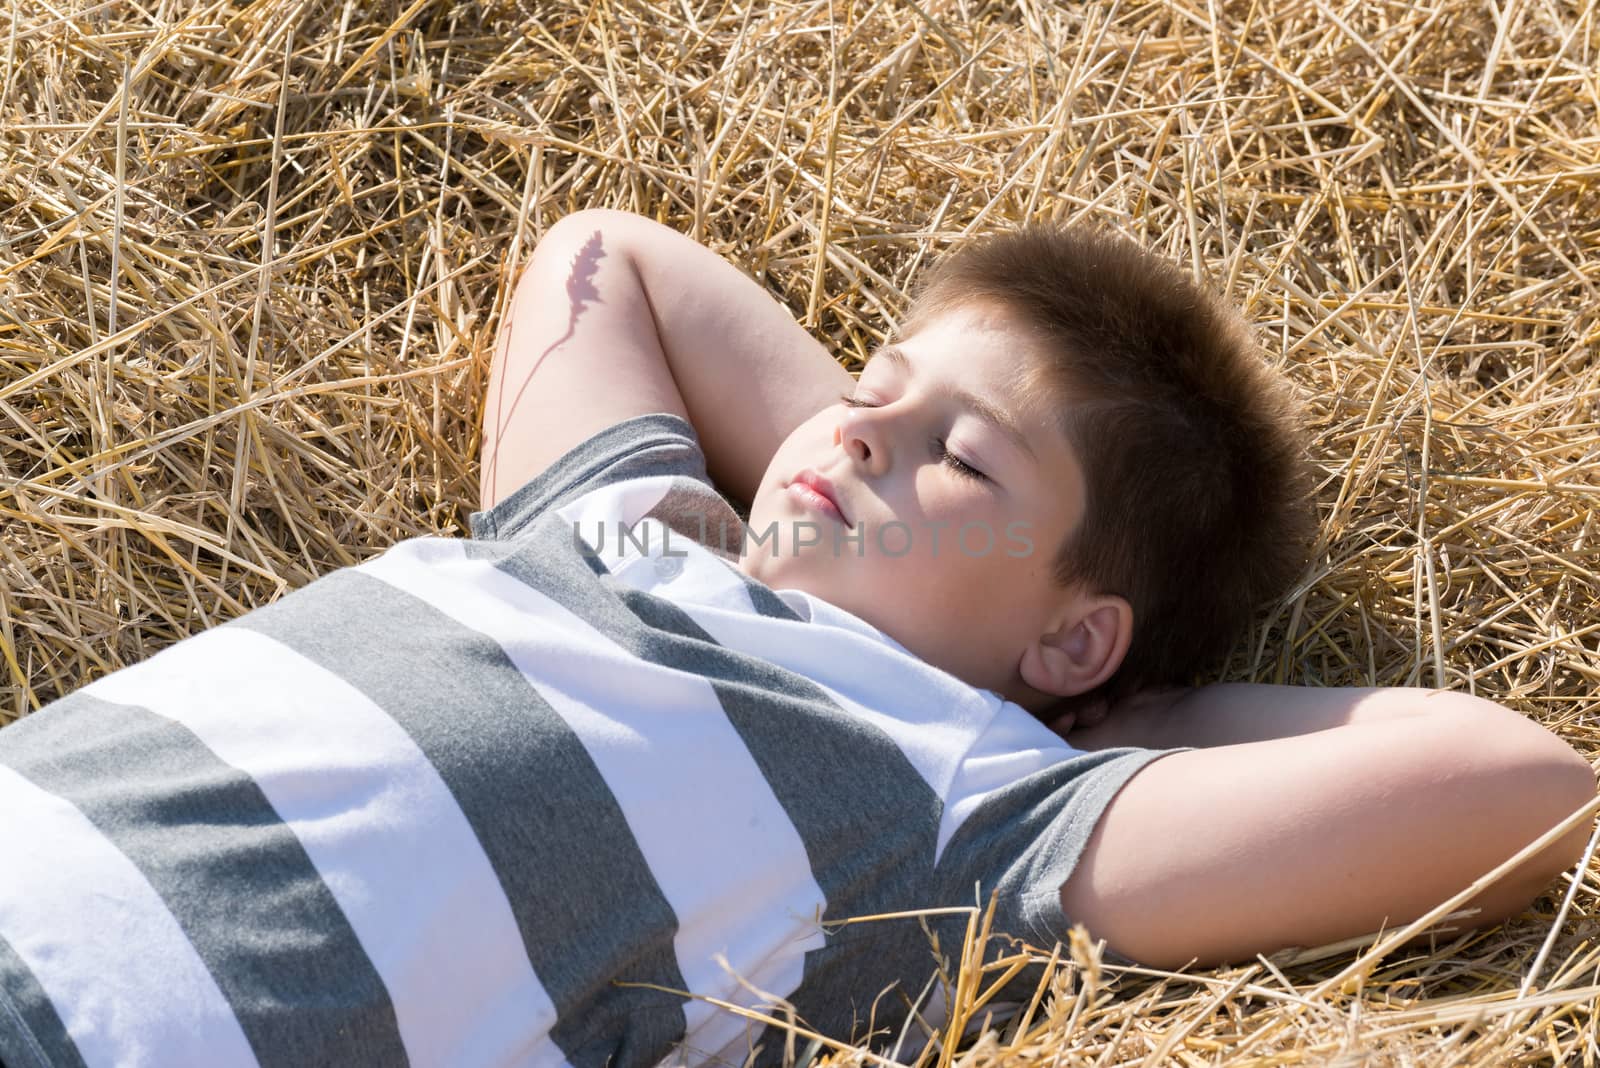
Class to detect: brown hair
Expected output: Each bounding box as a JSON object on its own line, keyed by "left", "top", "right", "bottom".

{"left": 901, "top": 222, "right": 1316, "bottom": 703}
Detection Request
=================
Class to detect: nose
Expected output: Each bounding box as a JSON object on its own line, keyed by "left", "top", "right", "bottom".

{"left": 835, "top": 402, "right": 890, "bottom": 476}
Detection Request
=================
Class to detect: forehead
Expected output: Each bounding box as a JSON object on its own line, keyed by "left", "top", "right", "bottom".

{"left": 900, "top": 300, "right": 1039, "bottom": 358}
{"left": 877, "top": 301, "right": 1057, "bottom": 423}
{"left": 869, "top": 305, "right": 1083, "bottom": 491}
{"left": 897, "top": 301, "right": 1058, "bottom": 397}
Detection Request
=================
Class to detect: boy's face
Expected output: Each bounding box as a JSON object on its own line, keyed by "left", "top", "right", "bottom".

{"left": 739, "top": 302, "right": 1093, "bottom": 706}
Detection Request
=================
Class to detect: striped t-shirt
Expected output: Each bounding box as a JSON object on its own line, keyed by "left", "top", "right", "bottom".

{"left": 0, "top": 412, "right": 1190, "bottom": 1068}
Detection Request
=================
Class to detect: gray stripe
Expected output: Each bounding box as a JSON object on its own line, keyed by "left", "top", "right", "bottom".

{"left": 929, "top": 744, "right": 1183, "bottom": 999}
{"left": 230, "top": 567, "right": 689, "bottom": 1068}
{"left": 481, "top": 518, "right": 956, "bottom": 1059}
{"left": 642, "top": 476, "right": 743, "bottom": 556}
{"left": 0, "top": 931, "right": 88, "bottom": 1068}
{"left": 470, "top": 412, "right": 712, "bottom": 541}
{"left": 0, "top": 695, "right": 407, "bottom": 1068}
{"left": 933, "top": 747, "right": 1177, "bottom": 944}
{"left": 611, "top": 588, "right": 966, "bottom": 1059}
{"left": 736, "top": 577, "right": 805, "bottom": 622}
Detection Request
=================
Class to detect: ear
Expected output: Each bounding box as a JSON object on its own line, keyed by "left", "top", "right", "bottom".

{"left": 1019, "top": 594, "right": 1133, "bottom": 698}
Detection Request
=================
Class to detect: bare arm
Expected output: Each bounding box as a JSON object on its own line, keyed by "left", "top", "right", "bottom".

{"left": 1058, "top": 688, "right": 1596, "bottom": 971}
{"left": 1063, "top": 684, "right": 1460, "bottom": 751}
{"left": 616, "top": 212, "right": 856, "bottom": 506}
{"left": 479, "top": 209, "right": 853, "bottom": 510}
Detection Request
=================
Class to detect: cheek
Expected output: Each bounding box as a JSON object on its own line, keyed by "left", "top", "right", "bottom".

{"left": 752, "top": 430, "right": 808, "bottom": 502}
{"left": 772, "top": 417, "right": 834, "bottom": 471}
{"left": 901, "top": 488, "right": 1007, "bottom": 554}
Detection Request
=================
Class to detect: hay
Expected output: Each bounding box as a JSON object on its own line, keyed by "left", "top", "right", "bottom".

{"left": 2, "top": 0, "right": 1598, "bottom": 1062}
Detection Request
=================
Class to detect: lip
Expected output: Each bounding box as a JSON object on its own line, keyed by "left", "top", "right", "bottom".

{"left": 787, "top": 469, "right": 849, "bottom": 525}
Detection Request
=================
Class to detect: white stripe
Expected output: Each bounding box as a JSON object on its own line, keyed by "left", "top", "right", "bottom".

{"left": 639, "top": 510, "right": 1087, "bottom": 873}
{"left": 555, "top": 475, "right": 677, "bottom": 578}
{"left": 359, "top": 538, "right": 829, "bottom": 1061}
{"left": 938, "top": 707, "right": 1082, "bottom": 852}
{"left": 0, "top": 764, "right": 258, "bottom": 1068}
{"left": 83, "top": 626, "right": 565, "bottom": 1068}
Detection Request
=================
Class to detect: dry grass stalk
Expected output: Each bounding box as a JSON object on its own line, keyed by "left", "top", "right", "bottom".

{"left": 3, "top": 0, "right": 1599, "bottom": 1062}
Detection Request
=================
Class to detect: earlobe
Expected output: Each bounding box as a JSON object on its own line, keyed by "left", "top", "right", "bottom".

{"left": 1020, "top": 595, "right": 1133, "bottom": 698}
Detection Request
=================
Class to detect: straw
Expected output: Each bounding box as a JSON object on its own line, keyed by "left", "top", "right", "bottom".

{"left": 3, "top": 0, "right": 1598, "bottom": 1061}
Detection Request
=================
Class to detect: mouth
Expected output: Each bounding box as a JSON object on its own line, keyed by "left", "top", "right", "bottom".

{"left": 786, "top": 469, "right": 849, "bottom": 525}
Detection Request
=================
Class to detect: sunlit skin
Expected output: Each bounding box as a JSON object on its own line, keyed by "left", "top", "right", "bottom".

{"left": 484, "top": 229, "right": 607, "bottom": 502}
{"left": 738, "top": 302, "right": 1132, "bottom": 713}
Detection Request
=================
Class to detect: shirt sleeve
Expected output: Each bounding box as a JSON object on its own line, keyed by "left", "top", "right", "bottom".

{"left": 933, "top": 707, "right": 1197, "bottom": 966}
{"left": 469, "top": 412, "right": 715, "bottom": 542}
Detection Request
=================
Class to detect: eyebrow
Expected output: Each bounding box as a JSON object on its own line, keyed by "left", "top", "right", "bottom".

{"left": 869, "top": 346, "right": 1036, "bottom": 462}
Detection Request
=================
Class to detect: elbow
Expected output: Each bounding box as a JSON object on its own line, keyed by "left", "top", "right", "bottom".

{"left": 1535, "top": 747, "right": 1597, "bottom": 879}
{"left": 542, "top": 208, "right": 654, "bottom": 252}
{"left": 1427, "top": 717, "right": 1595, "bottom": 939}
{"left": 1447, "top": 747, "right": 1595, "bottom": 939}
{"left": 1484, "top": 711, "right": 1597, "bottom": 888}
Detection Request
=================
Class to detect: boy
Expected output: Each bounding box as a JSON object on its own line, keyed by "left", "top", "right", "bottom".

{"left": 0, "top": 209, "right": 1592, "bottom": 1068}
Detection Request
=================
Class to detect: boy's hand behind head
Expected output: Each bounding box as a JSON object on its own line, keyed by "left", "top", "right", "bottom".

{"left": 1054, "top": 685, "right": 1194, "bottom": 748}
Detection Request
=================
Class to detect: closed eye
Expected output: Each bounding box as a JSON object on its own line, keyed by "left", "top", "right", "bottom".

{"left": 935, "top": 442, "right": 987, "bottom": 481}
{"left": 838, "top": 392, "right": 990, "bottom": 482}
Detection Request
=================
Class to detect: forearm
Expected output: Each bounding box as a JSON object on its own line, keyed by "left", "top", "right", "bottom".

{"left": 1066, "top": 684, "right": 1486, "bottom": 751}
{"left": 588, "top": 210, "right": 855, "bottom": 505}
{"left": 1065, "top": 698, "right": 1596, "bottom": 971}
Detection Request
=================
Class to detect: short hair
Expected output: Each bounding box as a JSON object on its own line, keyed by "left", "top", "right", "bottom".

{"left": 900, "top": 222, "right": 1316, "bottom": 703}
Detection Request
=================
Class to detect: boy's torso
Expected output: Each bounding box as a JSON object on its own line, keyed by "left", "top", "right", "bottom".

{"left": 0, "top": 413, "right": 1176, "bottom": 1068}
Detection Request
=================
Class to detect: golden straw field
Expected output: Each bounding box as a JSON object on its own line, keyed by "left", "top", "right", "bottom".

{"left": 3, "top": 0, "right": 1600, "bottom": 1063}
